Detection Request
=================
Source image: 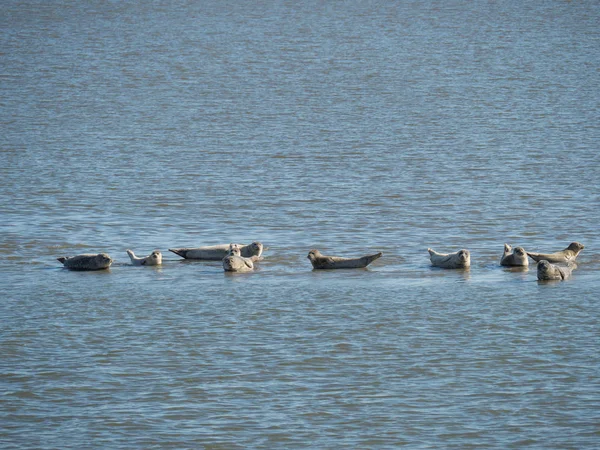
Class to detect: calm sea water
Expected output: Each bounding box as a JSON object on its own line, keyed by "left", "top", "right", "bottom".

{"left": 2, "top": 1, "right": 599, "bottom": 448}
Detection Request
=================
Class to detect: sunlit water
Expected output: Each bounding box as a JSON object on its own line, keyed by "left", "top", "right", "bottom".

{"left": 2, "top": 1, "right": 599, "bottom": 448}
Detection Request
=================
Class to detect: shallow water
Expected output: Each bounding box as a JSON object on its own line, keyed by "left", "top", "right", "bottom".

{"left": 2, "top": 0, "right": 599, "bottom": 448}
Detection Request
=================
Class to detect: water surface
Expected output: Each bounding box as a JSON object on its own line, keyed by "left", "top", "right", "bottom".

{"left": 1, "top": 1, "right": 599, "bottom": 448}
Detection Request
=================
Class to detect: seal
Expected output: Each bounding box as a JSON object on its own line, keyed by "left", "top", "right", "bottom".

{"left": 222, "top": 244, "right": 258, "bottom": 272}
{"left": 57, "top": 253, "right": 112, "bottom": 271}
{"left": 500, "top": 244, "right": 528, "bottom": 267}
{"left": 537, "top": 260, "right": 574, "bottom": 281}
{"left": 126, "top": 249, "right": 162, "bottom": 266}
{"left": 428, "top": 248, "right": 470, "bottom": 269}
{"left": 169, "top": 241, "right": 263, "bottom": 260}
{"left": 307, "top": 249, "right": 382, "bottom": 269}
{"left": 527, "top": 242, "right": 584, "bottom": 263}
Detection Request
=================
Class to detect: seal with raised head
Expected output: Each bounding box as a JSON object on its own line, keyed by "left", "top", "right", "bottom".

{"left": 170, "top": 242, "right": 263, "bottom": 260}
{"left": 57, "top": 253, "right": 113, "bottom": 271}
{"left": 527, "top": 242, "right": 584, "bottom": 263}
{"left": 428, "top": 248, "right": 470, "bottom": 269}
{"left": 126, "top": 249, "right": 162, "bottom": 266}
{"left": 500, "top": 244, "right": 528, "bottom": 267}
{"left": 222, "top": 244, "right": 258, "bottom": 273}
{"left": 537, "top": 260, "right": 575, "bottom": 281}
{"left": 307, "top": 249, "right": 382, "bottom": 270}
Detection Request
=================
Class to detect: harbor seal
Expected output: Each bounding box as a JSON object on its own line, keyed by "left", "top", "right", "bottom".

{"left": 126, "top": 249, "right": 162, "bottom": 266}
{"left": 222, "top": 244, "right": 258, "bottom": 272}
{"left": 500, "top": 244, "right": 529, "bottom": 267}
{"left": 527, "top": 242, "right": 584, "bottom": 263}
{"left": 537, "top": 260, "right": 574, "bottom": 281}
{"left": 428, "top": 248, "right": 470, "bottom": 269}
{"left": 57, "top": 253, "right": 112, "bottom": 271}
{"left": 169, "top": 241, "right": 263, "bottom": 260}
{"left": 307, "top": 249, "right": 382, "bottom": 270}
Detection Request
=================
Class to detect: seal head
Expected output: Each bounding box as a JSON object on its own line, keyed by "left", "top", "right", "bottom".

{"left": 242, "top": 242, "right": 263, "bottom": 259}
{"left": 567, "top": 242, "right": 585, "bottom": 253}
{"left": 457, "top": 249, "right": 470, "bottom": 264}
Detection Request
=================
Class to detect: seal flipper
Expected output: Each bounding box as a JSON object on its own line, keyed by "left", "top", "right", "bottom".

{"left": 57, "top": 257, "right": 67, "bottom": 264}
{"left": 169, "top": 249, "right": 186, "bottom": 258}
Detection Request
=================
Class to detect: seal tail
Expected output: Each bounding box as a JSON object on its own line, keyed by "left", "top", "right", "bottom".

{"left": 169, "top": 248, "right": 186, "bottom": 258}
{"left": 126, "top": 249, "right": 140, "bottom": 264}
{"left": 363, "top": 252, "right": 383, "bottom": 267}
{"left": 57, "top": 257, "right": 67, "bottom": 264}
{"left": 526, "top": 252, "right": 542, "bottom": 262}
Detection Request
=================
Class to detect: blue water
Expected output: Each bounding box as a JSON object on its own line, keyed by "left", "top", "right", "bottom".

{"left": 1, "top": 1, "right": 599, "bottom": 448}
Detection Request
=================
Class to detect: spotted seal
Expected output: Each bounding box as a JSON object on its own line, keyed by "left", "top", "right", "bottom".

{"left": 537, "top": 260, "right": 574, "bottom": 281}
{"left": 126, "top": 249, "right": 162, "bottom": 266}
{"left": 527, "top": 242, "right": 584, "bottom": 263}
{"left": 307, "top": 249, "right": 382, "bottom": 270}
{"left": 222, "top": 244, "right": 259, "bottom": 272}
{"left": 500, "top": 244, "right": 528, "bottom": 267}
{"left": 428, "top": 248, "right": 470, "bottom": 269}
{"left": 57, "top": 253, "right": 112, "bottom": 271}
{"left": 170, "top": 242, "right": 263, "bottom": 260}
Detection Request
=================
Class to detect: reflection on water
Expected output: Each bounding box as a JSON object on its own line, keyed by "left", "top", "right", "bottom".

{"left": 502, "top": 266, "right": 530, "bottom": 274}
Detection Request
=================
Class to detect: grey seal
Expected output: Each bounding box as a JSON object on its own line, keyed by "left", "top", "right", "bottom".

{"left": 126, "top": 249, "right": 162, "bottom": 266}
{"left": 500, "top": 244, "right": 528, "bottom": 267}
{"left": 527, "top": 242, "right": 584, "bottom": 263}
{"left": 428, "top": 248, "right": 470, "bottom": 269}
{"left": 307, "top": 249, "right": 382, "bottom": 270}
{"left": 170, "top": 242, "right": 263, "bottom": 260}
{"left": 222, "top": 244, "right": 259, "bottom": 272}
{"left": 57, "top": 253, "right": 112, "bottom": 271}
{"left": 537, "top": 260, "right": 575, "bottom": 281}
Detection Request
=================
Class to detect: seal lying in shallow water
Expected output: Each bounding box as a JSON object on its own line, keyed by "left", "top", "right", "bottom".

{"left": 57, "top": 253, "right": 112, "bottom": 271}
{"left": 428, "top": 248, "right": 470, "bottom": 269}
{"left": 222, "top": 244, "right": 259, "bottom": 272}
{"left": 537, "top": 260, "right": 574, "bottom": 281}
{"left": 169, "top": 242, "right": 263, "bottom": 260}
{"left": 527, "top": 242, "right": 584, "bottom": 263}
{"left": 500, "top": 244, "right": 528, "bottom": 267}
{"left": 307, "top": 249, "right": 382, "bottom": 269}
{"left": 126, "top": 249, "right": 162, "bottom": 266}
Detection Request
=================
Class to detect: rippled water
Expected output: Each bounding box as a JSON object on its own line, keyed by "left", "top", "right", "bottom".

{"left": 2, "top": 1, "right": 599, "bottom": 448}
